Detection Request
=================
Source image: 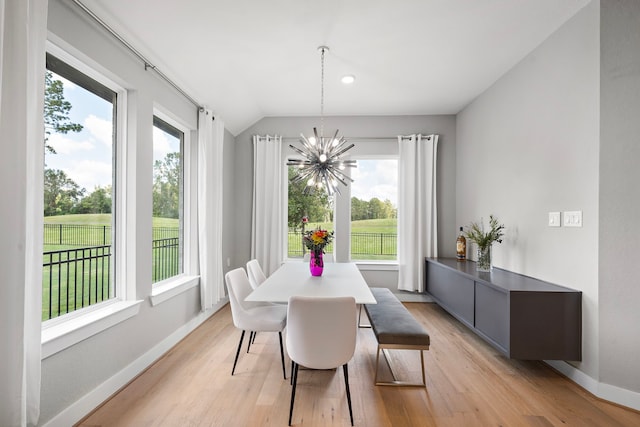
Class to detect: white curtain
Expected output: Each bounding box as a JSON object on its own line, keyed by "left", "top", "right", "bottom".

{"left": 397, "top": 134, "right": 439, "bottom": 292}
{"left": 251, "top": 135, "right": 284, "bottom": 276}
{"left": 197, "top": 109, "right": 225, "bottom": 310}
{"left": 0, "top": 0, "right": 48, "bottom": 425}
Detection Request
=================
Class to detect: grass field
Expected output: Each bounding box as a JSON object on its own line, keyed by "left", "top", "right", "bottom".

{"left": 43, "top": 214, "right": 179, "bottom": 320}
{"left": 290, "top": 219, "right": 397, "bottom": 260}
{"left": 42, "top": 215, "right": 397, "bottom": 319}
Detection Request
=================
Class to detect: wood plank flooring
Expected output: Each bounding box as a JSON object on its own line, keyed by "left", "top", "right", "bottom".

{"left": 78, "top": 303, "right": 640, "bottom": 426}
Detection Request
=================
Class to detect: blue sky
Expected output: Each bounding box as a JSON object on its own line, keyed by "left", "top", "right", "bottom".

{"left": 45, "top": 72, "right": 179, "bottom": 192}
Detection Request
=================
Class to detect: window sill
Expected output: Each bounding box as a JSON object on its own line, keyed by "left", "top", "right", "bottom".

{"left": 355, "top": 261, "right": 398, "bottom": 271}
{"left": 150, "top": 275, "right": 200, "bottom": 306}
{"left": 41, "top": 299, "right": 143, "bottom": 359}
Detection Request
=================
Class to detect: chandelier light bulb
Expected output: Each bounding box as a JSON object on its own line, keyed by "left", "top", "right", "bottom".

{"left": 309, "top": 136, "right": 316, "bottom": 145}
{"left": 307, "top": 178, "right": 315, "bottom": 186}
{"left": 319, "top": 153, "right": 327, "bottom": 163}
{"left": 332, "top": 138, "right": 339, "bottom": 147}
{"left": 339, "top": 162, "right": 345, "bottom": 170}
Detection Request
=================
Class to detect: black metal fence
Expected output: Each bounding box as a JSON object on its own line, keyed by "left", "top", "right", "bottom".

{"left": 287, "top": 231, "right": 397, "bottom": 258}
{"left": 42, "top": 245, "right": 112, "bottom": 320}
{"left": 43, "top": 225, "right": 180, "bottom": 321}
{"left": 152, "top": 237, "right": 180, "bottom": 283}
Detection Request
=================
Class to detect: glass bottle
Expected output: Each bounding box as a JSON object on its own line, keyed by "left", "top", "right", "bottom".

{"left": 456, "top": 226, "right": 466, "bottom": 261}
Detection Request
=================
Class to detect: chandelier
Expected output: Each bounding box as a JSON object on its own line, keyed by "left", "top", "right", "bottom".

{"left": 287, "top": 46, "right": 356, "bottom": 195}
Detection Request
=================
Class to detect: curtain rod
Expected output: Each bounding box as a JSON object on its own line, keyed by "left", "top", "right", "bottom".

{"left": 281, "top": 135, "right": 431, "bottom": 142}
{"left": 72, "top": 0, "right": 202, "bottom": 110}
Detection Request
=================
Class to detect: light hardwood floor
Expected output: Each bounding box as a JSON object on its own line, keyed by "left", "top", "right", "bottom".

{"left": 78, "top": 303, "right": 640, "bottom": 426}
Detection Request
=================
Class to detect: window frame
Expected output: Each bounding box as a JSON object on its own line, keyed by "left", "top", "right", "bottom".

{"left": 149, "top": 107, "right": 199, "bottom": 305}
{"left": 284, "top": 146, "right": 399, "bottom": 265}
{"left": 41, "top": 40, "right": 142, "bottom": 358}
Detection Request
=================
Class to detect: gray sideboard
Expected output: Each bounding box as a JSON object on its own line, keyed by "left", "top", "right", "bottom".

{"left": 425, "top": 258, "right": 581, "bottom": 360}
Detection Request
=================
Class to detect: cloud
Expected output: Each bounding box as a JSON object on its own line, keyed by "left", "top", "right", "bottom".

{"left": 47, "top": 133, "right": 94, "bottom": 155}
{"left": 152, "top": 126, "right": 174, "bottom": 162}
{"left": 66, "top": 160, "right": 112, "bottom": 191}
{"left": 351, "top": 159, "right": 398, "bottom": 205}
{"left": 84, "top": 115, "right": 113, "bottom": 147}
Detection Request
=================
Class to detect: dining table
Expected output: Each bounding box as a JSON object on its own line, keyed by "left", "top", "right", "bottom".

{"left": 245, "top": 261, "right": 377, "bottom": 305}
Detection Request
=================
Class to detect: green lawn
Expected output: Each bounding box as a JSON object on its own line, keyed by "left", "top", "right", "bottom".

{"left": 43, "top": 214, "right": 179, "bottom": 320}
{"left": 291, "top": 218, "right": 397, "bottom": 260}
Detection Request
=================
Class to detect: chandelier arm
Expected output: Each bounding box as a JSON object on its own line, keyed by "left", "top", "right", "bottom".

{"left": 289, "top": 145, "right": 311, "bottom": 158}
{"left": 330, "top": 143, "right": 356, "bottom": 159}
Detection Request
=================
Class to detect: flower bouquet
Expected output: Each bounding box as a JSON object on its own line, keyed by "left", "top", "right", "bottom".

{"left": 303, "top": 228, "right": 334, "bottom": 274}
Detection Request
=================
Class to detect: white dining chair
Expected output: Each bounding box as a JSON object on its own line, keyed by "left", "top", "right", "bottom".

{"left": 246, "top": 259, "right": 267, "bottom": 290}
{"left": 286, "top": 295, "right": 357, "bottom": 426}
{"left": 225, "top": 268, "right": 287, "bottom": 379}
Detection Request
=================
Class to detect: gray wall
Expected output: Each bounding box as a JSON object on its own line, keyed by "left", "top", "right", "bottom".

{"left": 457, "top": 0, "right": 640, "bottom": 398}
{"left": 39, "top": 1, "right": 234, "bottom": 424}
{"left": 599, "top": 0, "right": 640, "bottom": 394}
{"left": 233, "top": 115, "right": 457, "bottom": 284}
{"left": 457, "top": 0, "right": 600, "bottom": 379}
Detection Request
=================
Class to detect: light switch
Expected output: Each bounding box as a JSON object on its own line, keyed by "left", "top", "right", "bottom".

{"left": 548, "top": 212, "right": 561, "bottom": 227}
{"left": 563, "top": 211, "right": 582, "bottom": 227}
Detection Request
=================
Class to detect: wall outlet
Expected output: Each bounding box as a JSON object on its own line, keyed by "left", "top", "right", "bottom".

{"left": 563, "top": 211, "right": 582, "bottom": 227}
{"left": 548, "top": 212, "right": 561, "bottom": 227}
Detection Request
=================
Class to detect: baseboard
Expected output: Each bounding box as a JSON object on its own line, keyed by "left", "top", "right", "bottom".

{"left": 545, "top": 360, "right": 640, "bottom": 412}
{"left": 42, "top": 299, "right": 228, "bottom": 427}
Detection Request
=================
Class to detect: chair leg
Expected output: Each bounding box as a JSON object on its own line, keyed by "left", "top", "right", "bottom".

{"left": 252, "top": 331, "right": 257, "bottom": 344}
{"left": 343, "top": 364, "right": 354, "bottom": 426}
{"left": 279, "top": 331, "right": 287, "bottom": 380}
{"left": 246, "top": 331, "right": 254, "bottom": 353}
{"left": 290, "top": 360, "right": 294, "bottom": 385}
{"left": 289, "top": 362, "right": 299, "bottom": 426}
{"left": 231, "top": 330, "right": 245, "bottom": 376}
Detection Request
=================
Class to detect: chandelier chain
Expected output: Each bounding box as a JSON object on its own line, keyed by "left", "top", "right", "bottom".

{"left": 320, "top": 47, "right": 325, "bottom": 137}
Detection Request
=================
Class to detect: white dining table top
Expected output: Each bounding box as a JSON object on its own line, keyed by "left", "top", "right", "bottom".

{"left": 245, "top": 261, "right": 377, "bottom": 305}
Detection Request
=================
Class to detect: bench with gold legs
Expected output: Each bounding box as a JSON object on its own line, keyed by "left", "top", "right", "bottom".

{"left": 364, "top": 287, "right": 430, "bottom": 387}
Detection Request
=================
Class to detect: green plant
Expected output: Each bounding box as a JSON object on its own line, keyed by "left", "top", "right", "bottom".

{"left": 464, "top": 215, "right": 504, "bottom": 249}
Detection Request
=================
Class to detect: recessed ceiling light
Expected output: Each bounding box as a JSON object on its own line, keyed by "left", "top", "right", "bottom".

{"left": 341, "top": 74, "right": 355, "bottom": 84}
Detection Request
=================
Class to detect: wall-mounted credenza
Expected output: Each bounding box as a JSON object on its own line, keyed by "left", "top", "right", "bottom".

{"left": 425, "top": 258, "right": 581, "bottom": 360}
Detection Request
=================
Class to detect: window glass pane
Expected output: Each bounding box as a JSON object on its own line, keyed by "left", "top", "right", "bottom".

{"left": 43, "top": 61, "right": 116, "bottom": 321}
{"left": 152, "top": 117, "right": 183, "bottom": 283}
{"left": 350, "top": 159, "right": 398, "bottom": 261}
{"left": 287, "top": 166, "right": 334, "bottom": 258}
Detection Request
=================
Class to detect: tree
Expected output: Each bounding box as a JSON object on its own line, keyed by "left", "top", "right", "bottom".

{"left": 44, "top": 169, "right": 85, "bottom": 216}
{"left": 76, "top": 186, "right": 112, "bottom": 214}
{"left": 287, "top": 167, "right": 332, "bottom": 230}
{"left": 351, "top": 197, "right": 368, "bottom": 221}
{"left": 44, "top": 71, "right": 83, "bottom": 153}
{"left": 153, "top": 152, "right": 181, "bottom": 219}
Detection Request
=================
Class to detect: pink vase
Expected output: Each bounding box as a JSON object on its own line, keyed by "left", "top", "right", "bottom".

{"left": 309, "top": 250, "right": 324, "bottom": 276}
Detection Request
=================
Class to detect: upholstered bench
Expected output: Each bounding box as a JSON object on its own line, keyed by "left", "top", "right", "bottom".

{"left": 364, "top": 287, "right": 430, "bottom": 387}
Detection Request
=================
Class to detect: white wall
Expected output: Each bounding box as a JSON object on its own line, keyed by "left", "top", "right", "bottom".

{"left": 599, "top": 0, "right": 640, "bottom": 396}
{"left": 233, "top": 115, "right": 457, "bottom": 289}
{"left": 457, "top": 0, "right": 600, "bottom": 380}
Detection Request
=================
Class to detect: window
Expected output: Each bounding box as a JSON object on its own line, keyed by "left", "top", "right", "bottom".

{"left": 286, "top": 157, "right": 398, "bottom": 262}
{"left": 350, "top": 159, "right": 398, "bottom": 261}
{"left": 152, "top": 116, "right": 184, "bottom": 284}
{"left": 42, "top": 52, "right": 117, "bottom": 321}
{"left": 286, "top": 166, "right": 334, "bottom": 258}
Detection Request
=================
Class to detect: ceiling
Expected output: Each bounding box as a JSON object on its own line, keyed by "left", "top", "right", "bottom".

{"left": 81, "top": 0, "right": 590, "bottom": 135}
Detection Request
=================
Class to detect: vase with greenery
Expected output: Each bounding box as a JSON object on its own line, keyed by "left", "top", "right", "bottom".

{"left": 464, "top": 215, "right": 504, "bottom": 272}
